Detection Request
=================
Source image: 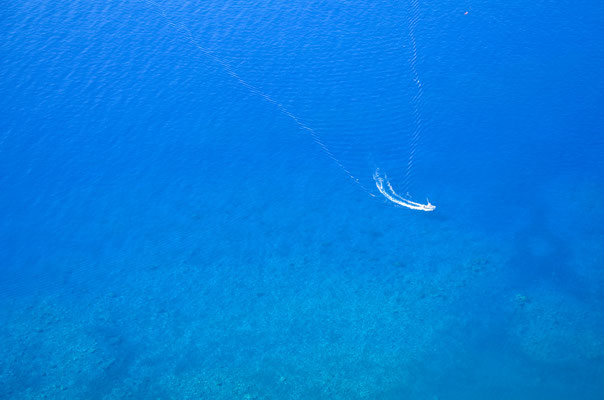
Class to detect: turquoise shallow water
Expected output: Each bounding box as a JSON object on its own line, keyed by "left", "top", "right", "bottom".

{"left": 1, "top": 0, "right": 604, "bottom": 398}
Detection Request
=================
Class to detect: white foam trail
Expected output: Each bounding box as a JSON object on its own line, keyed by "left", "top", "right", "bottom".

{"left": 374, "top": 169, "right": 435, "bottom": 211}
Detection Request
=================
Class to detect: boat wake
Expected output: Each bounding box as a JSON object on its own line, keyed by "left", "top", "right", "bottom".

{"left": 374, "top": 169, "right": 435, "bottom": 211}
{"left": 148, "top": 0, "right": 435, "bottom": 211}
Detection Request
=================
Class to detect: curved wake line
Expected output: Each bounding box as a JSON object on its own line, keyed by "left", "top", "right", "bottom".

{"left": 374, "top": 170, "right": 435, "bottom": 211}
{"left": 402, "top": 0, "right": 424, "bottom": 193}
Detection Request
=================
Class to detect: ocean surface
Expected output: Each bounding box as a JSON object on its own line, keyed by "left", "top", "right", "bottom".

{"left": 1, "top": 0, "right": 603, "bottom": 398}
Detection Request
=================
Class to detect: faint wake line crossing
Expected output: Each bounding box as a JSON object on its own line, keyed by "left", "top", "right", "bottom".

{"left": 403, "top": 0, "right": 424, "bottom": 193}
{"left": 145, "top": 0, "right": 372, "bottom": 196}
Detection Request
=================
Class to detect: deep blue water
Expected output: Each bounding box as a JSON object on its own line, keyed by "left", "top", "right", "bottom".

{"left": 1, "top": 0, "right": 604, "bottom": 398}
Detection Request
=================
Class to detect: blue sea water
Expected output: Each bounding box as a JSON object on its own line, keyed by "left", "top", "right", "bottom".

{"left": 1, "top": 0, "right": 604, "bottom": 398}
